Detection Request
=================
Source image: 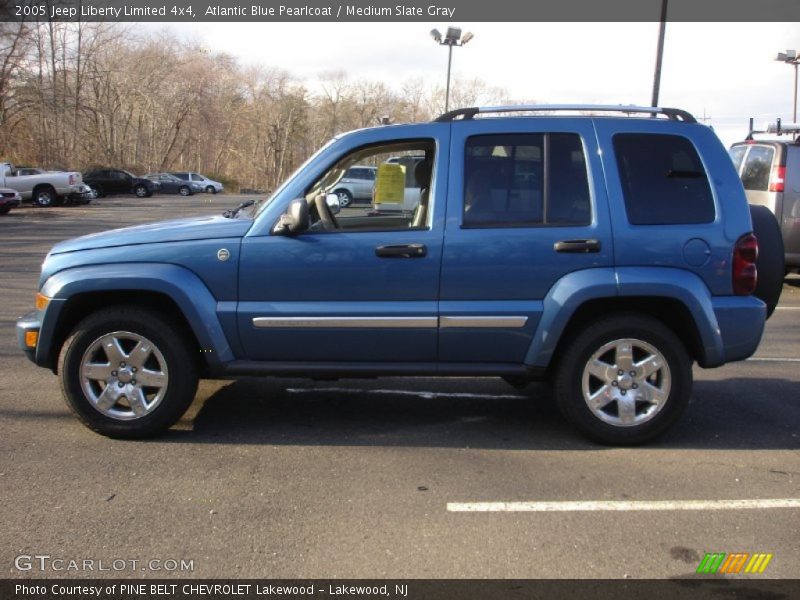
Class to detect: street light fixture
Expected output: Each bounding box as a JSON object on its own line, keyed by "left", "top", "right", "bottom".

{"left": 776, "top": 49, "right": 800, "bottom": 122}
{"left": 430, "top": 26, "right": 474, "bottom": 113}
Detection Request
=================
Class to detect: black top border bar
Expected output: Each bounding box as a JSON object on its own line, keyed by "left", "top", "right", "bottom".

{"left": 2, "top": 0, "right": 800, "bottom": 22}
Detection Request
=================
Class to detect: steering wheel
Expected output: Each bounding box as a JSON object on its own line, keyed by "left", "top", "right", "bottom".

{"left": 314, "top": 193, "right": 339, "bottom": 231}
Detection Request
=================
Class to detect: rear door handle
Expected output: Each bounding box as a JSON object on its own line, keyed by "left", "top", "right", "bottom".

{"left": 554, "top": 239, "right": 601, "bottom": 253}
{"left": 375, "top": 244, "right": 427, "bottom": 258}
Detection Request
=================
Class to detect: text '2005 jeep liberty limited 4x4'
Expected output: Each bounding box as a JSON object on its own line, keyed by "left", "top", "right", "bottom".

{"left": 17, "top": 105, "right": 784, "bottom": 445}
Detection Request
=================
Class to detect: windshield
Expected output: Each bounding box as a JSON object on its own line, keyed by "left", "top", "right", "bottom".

{"left": 253, "top": 137, "right": 338, "bottom": 217}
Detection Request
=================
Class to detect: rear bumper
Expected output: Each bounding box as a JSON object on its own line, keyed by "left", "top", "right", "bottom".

{"left": 710, "top": 296, "right": 766, "bottom": 365}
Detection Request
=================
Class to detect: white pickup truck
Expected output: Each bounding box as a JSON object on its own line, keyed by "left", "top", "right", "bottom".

{"left": 0, "top": 163, "right": 90, "bottom": 207}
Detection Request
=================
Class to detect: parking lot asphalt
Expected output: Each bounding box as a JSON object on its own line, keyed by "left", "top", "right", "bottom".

{"left": 0, "top": 195, "right": 798, "bottom": 579}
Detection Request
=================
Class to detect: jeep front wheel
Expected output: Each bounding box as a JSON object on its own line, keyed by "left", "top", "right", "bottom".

{"left": 554, "top": 313, "right": 692, "bottom": 445}
{"left": 58, "top": 307, "right": 198, "bottom": 438}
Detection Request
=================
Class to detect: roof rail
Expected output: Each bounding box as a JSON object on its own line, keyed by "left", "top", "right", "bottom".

{"left": 434, "top": 104, "right": 697, "bottom": 123}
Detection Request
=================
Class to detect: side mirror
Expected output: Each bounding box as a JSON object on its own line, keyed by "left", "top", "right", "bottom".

{"left": 325, "top": 193, "right": 341, "bottom": 215}
{"left": 273, "top": 198, "right": 309, "bottom": 235}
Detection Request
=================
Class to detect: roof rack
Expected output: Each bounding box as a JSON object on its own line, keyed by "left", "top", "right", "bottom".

{"left": 434, "top": 104, "right": 697, "bottom": 123}
{"left": 745, "top": 117, "right": 800, "bottom": 142}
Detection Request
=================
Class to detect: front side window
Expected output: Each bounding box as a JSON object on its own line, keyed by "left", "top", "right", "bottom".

{"left": 305, "top": 140, "right": 435, "bottom": 232}
{"left": 613, "top": 133, "right": 715, "bottom": 225}
{"left": 740, "top": 145, "right": 775, "bottom": 191}
{"left": 463, "top": 133, "right": 591, "bottom": 227}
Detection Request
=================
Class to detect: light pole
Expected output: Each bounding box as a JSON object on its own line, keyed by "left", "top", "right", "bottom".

{"left": 430, "top": 27, "right": 474, "bottom": 113}
{"left": 651, "top": 0, "right": 668, "bottom": 107}
{"left": 776, "top": 50, "right": 800, "bottom": 122}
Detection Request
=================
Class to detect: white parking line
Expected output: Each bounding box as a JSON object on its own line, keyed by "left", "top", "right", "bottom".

{"left": 446, "top": 499, "right": 800, "bottom": 512}
{"left": 747, "top": 357, "right": 800, "bottom": 362}
{"left": 775, "top": 307, "right": 800, "bottom": 310}
{"left": 286, "top": 387, "right": 527, "bottom": 400}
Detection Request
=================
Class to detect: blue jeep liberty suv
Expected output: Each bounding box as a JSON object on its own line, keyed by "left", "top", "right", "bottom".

{"left": 16, "top": 105, "right": 783, "bottom": 445}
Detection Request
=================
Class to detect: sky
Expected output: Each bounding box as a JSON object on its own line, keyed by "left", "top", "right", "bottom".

{"left": 159, "top": 21, "right": 800, "bottom": 147}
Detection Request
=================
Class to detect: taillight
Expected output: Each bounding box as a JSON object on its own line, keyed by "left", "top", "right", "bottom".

{"left": 768, "top": 166, "right": 785, "bottom": 192}
{"left": 68, "top": 173, "right": 76, "bottom": 185}
{"left": 732, "top": 233, "right": 758, "bottom": 295}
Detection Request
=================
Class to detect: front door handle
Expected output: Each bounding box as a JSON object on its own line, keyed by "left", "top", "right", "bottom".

{"left": 375, "top": 244, "right": 427, "bottom": 258}
{"left": 554, "top": 239, "right": 601, "bottom": 253}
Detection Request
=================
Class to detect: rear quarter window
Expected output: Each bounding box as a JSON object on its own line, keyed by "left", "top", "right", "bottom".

{"left": 613, "top": 133, "right": 715, "bottom": 225}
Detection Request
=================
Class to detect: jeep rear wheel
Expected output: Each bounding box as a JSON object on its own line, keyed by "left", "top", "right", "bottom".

{"left": 554, "top": 313, "right": 692, "bottom": 445}
{"left": 58, "top": 307, "right": 198, "bottom": 438}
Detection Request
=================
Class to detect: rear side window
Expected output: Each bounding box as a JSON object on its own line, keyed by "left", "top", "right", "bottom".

{"left": 613, "top": 133, "right": 715, "bottom": 225}
{"left": 740, "top": 146, "right": 775, "bottom": 191}
{"left": 463, "top": 133, "right": 591, "bottom": 227}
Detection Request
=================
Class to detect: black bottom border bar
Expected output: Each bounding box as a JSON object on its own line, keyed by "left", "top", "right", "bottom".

{"left": 2, "top": 580, "right": 799, "bottom": 600}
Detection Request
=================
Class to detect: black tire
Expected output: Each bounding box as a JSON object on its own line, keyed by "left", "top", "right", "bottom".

{"left": 749, "top": 205, "right": 784, "bottom": 319}
{"left": 134, "top": 184, "right": 150, "bottom": 198}
{"left": 0, "top": 206, "right": 10, "bottom": 215}
{"left": 88, "top": 184, "right": 103, "bottom": 198}
{"left": 554, "top": 313, "right": 692, "bottom": 446}
{"left": 205, "top": 185, "right": 216, "bottom": 194}
{"left": 58, "top": 306, "right": 198, "bottom": 439}
{"left": 334, "top": 189, "right": 352, "bottom": 208}
{"left": 32, "top": 186, "right": 57, "bottom": 207}
{"left": 179, "top": 185, "right": 192, "bottom": 196}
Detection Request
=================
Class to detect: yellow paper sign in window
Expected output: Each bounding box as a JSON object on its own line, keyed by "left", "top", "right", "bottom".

{"left": 373, "top": 163, "right": 405, "bottom": 204}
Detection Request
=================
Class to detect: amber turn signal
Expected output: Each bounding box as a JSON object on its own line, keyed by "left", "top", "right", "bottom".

{"left": 25, "top": 331, "right": 38, "bottom": 348}
{"left": 35, "top": 293, "right": 50, "bottom": 311}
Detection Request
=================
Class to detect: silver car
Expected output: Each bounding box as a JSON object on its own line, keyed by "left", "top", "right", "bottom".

{"left": 730, "top": 135, "right": 800, "bottom": 271}
{"left": 332, "top": 165, "right": 377, "bottom": 207}
{"left": 170, "top": 172, "right": 224, "bottom": 194}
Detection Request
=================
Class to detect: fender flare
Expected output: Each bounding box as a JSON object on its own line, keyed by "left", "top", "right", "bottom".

{"left": 40, "top": 263, "right": 235, "bottom": 371}
{"left": 524, "top": 267, "right": 725, "bottom": 368}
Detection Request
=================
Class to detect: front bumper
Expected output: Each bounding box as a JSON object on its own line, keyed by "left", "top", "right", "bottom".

{"left": 0, "top": 193, "right": 21, "bottom": 208}
{"left": 16, "top": 310, "right": 40, "bottom": 363}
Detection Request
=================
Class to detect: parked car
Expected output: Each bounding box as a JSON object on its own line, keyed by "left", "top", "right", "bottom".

{"left": 83, "top": 169, "right": 160, "bottom": 198}
{"left": 144, "top": 173, "right": 198, "bottom": 196}
{"left": 0, "top": 163, "right": 89, "bottom": 206}
{"left": 171, "top": 172, "right": 224, "bottom": 194}
{"left": 0, "top": 188, "right": 21, "bottom": 214}
{"left": 17, "top": 104, "right": 784, "bottom": 445}
{"left": 331, "top": 165, "right": 377, "bottom": 207}
{"left": 730, "top": 124, "right": 800, "bottom": 273}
